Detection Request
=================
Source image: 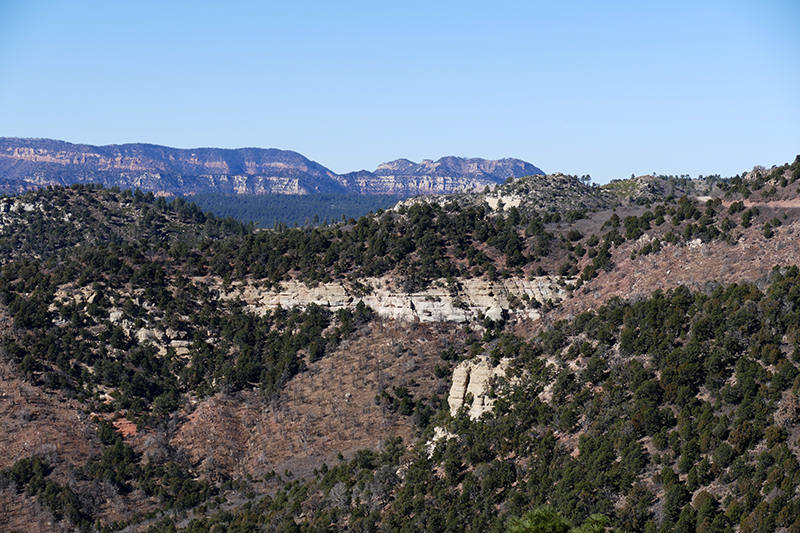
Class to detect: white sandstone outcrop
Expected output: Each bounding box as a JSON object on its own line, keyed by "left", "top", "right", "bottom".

{"left": 447, "top": 356, "right": 512, "bottom": 419}
{"left": 427, "top": 356, "right": 514, "bottom": 452}
{"left": 215, "top": 276, "right": 565, "bottom": 324}
{"left": 136, "top": 328, "right": 163, "bottom": 343}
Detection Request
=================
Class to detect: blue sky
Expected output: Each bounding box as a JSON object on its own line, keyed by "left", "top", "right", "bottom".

{"left": 1, "top": 1, "right": 798, "bottom": 182}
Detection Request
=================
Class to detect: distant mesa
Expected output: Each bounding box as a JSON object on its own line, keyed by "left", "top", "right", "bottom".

{"left": 0, "top": 137, "right": 544, "bottom": 196}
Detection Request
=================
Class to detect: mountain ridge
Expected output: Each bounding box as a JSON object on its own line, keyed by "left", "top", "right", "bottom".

{"left": 0, "top": 137, "right": 544, "bottom": 196}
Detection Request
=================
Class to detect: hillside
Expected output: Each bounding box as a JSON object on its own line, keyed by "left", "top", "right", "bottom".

{"left": 0, "top": 138, "right": 543, "bottom": 197}
{"left": 0, "top": 156, "right": 799, "bottom": 532}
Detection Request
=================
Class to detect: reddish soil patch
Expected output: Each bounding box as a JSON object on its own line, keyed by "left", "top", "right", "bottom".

{"left": 113, "top": 417, "right": 140, "bottom": 439}
{"left": 0, "top": 360, "right": 95, "bottom": 471}
{"left": 558, "top": 218, "right": 800, "bottom": 319}
{"left": 170, "top": 320, "right": 458, "bottom": 481}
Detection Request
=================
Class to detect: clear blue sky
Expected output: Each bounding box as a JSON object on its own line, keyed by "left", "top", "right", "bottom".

{"left": 1, "top": 0, "right": 798, "bottom": 183}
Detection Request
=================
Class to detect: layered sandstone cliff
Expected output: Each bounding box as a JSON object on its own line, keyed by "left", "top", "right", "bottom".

{"left": 0, "top": 138, "right": 543, "bottom": 196}
{"left": 217, "top": 276, "right": 566, "bottom": 323}
{"left": 335, "top": 157, "right": 544, "bottom": 195}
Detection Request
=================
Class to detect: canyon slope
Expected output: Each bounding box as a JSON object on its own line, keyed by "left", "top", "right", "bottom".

{"left": 0, "top": 157, "right": 799, "bottom": 532}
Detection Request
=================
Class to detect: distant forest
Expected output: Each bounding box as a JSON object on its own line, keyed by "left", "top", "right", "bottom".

{"left": 183, "top": 193, "right": 411, "bottom": 228}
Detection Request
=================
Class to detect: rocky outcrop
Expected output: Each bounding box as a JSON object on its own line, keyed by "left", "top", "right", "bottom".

{"left": 447, "top": 356, "right": 512, "bottom": 419}
{"left": 427, "top": 355, "right": 514, "bottom": 452}
{"left": 216, "top": 276, "right": 566, "bottom": 323}
{"left": 47, "top": 274, "right": 565, "bottom": 364}
{"left": 336, "top": 171, "right": 496, "bottom": 195}
{"left": 397, "top": 172, "right": 616, "bottom": 216}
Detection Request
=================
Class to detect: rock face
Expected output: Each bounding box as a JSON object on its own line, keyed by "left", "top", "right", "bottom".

{"left": 375, "top": 157, "right": 542, "bottom": 180}
{"left": 218, "top": 276, "right": 566, "bottom": 323}
{"left": 447, "top": 356, "right": 512, "bottom": 419}
{"left": 336, "top": 156, "right": 544, "bottom": 195}
{"left": 0, "top": 138, "right": 342, "bottom": 195}
{"left": 429, "top": 355, "right": 512, "bottom": 451}
{"left": 48, "top": 274, "right": 565, "bottom": 367}
{"left": 0, "top": 138, "right": 543, "bottom": 197}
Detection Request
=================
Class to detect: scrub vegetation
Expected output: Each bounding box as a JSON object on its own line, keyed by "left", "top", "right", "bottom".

{"left": 1, "top": 156, "right": 800, "bottom": 532}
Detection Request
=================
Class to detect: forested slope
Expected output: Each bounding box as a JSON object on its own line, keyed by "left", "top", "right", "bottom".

{"left": 0, "top": 157, "right": 798, "bottom": 532}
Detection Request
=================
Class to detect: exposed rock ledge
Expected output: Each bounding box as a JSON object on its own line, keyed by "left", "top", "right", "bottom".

{"left": 447, "top": 356, "right": 513, "bottom": 419}
{"left": 216, "top": 276, "right": 566, "bottom": 323}
{"left": 427, "top": 356, "right": 514, "bottom": 454}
